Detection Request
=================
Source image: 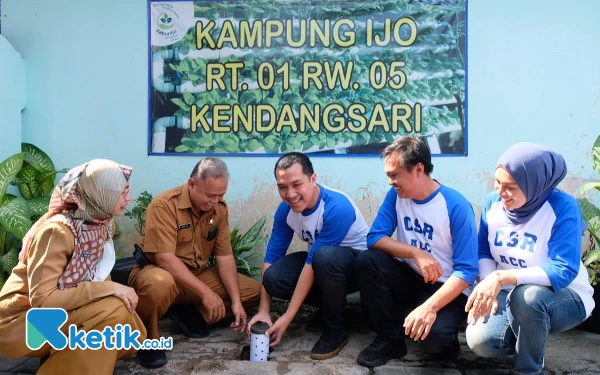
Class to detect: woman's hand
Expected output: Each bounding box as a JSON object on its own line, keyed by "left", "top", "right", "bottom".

{"left": 113, "top": 282, "right": 139, "bottom": 313}
{"left": 465, "top": 273, "right": 502, "bottom": 324}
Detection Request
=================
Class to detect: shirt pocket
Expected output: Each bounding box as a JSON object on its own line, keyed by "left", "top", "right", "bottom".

{"left": 177, "top": 228, "right": 193, "bottom": 243}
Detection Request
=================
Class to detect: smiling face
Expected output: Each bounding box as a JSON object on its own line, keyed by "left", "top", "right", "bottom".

{"left": 111, "top": 182, "right": 132, "bottom": 216}
{"left": 384, "top": 152, "right": 421, "bottom": 199}
{"left": 188, "top": 176, "right": 228, "bottom": 213}
{"left": 494, "top": 167, "right": 526, "bottom": 210}
{"left": 275, "top": 162, "right": 319, "bottom": 213}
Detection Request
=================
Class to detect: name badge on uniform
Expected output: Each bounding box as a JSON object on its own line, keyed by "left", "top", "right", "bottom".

{"left": 179, "top": 223, "right": 191, "bottom": 230}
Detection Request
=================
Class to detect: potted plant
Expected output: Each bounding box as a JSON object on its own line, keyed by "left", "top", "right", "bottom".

{"left": 0, "top": 144, "right": 67, "bottom": 288}
{"left": 577, "top": 134, "right": 600, "bottom": 333}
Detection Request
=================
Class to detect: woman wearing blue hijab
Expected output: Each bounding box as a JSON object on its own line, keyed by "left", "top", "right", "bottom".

{"left": 465, "top": 143, "right": 594, "bottom": 375}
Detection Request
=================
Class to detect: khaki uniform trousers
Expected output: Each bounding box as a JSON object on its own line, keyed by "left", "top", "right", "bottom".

{"left": 129, "top": 265, "right": 260, "bottom": 340}
{"left": 0, "top": 296, "right": 146, "bottom": 375}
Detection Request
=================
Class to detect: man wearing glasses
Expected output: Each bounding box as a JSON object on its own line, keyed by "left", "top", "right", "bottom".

{"left": 129, "top": 157, "right": 260, "bottom": 368}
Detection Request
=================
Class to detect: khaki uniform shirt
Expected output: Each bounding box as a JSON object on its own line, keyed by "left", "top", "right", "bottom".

{"left": 140, "top": 183, "right": 232, "bottom": 271}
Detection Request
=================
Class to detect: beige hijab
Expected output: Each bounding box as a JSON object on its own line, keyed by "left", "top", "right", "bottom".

{"left": 20, "top": 159, "right": 132, "bottom": 289}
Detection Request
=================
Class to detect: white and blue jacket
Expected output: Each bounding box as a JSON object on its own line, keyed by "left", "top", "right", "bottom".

{"left": 479, "top": 189, "right": 594, "bottom": 316}
{"left": 368, "top": 185, "right": 478, "bottom": 293}
{"left": 265, "top": 184, "right": 369, "bottom": 265}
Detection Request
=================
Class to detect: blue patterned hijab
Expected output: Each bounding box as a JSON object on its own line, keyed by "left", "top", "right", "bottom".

{"left": 497, "top": 142, "right": 567, "bottom": 224}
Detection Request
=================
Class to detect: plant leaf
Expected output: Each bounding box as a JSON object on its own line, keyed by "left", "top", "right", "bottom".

{"left": 592, "top": 134, "right": 600, "bottom": 174}
{"left": 230, "top": 228, "right": 240, "bottom": 248}
{"left": 40, "top": 175, "right": 56, "bottom": 196}
{"left": 0, "top": 198, "right": 31, "bottom": 239}
{"left": 22, "top": 143, "right": 55, "bottom": 172}
{"left": 0, "top": 248, "right": 18, "bottom": 273}
{"left": 578, "top": 198, "right": 600, "bottom": 243}
{"left": 0, "top": 194, "right": 17, "bottom": 206}
{"left": 17, "top": 166, "right": 42, "bottom": 199}
{"left": 28, "top": 197, "right": 50, "bottom": 217}
{"left": 581, "top": 182, "right": 600, "bottom": 193}
{"left": 0, "top": 153, "right": 25, "bottom": 203}
{"left": 235, "top": 217, "right": 266, "bottom": 252}
{"left": 584, "top": 250, "right": 600, "bottom": 266}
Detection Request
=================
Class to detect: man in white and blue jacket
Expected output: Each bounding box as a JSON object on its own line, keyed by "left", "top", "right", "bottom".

{"left": 246, "top": 152, "right": 369, "bottom": 360}
{"left": 355, "top": 137, "right": 478, "bottom": 368}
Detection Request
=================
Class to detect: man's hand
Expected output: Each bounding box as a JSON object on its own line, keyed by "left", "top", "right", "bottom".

{"left": 201, "top": 288, "right": 226, "bottom": 324}
{"left": 113, "top": 282, "right": 139, "bottom": 313}
{"left": 265, "top": 313, "right": 293, "bottom": 346}
{"left": 404, "top": 304, "right": 437, "bottom": 341}
{"left": 246, "top": 311, "right": 273, "bottom": 338}
{"left": 465, "top": 274, "right": 502, "bottom": 325}
{"left": 413, "top": 251, "right": 443, "bottom": 283}
{"left": 230, "top": 300, "right": 247, "bottom": 332}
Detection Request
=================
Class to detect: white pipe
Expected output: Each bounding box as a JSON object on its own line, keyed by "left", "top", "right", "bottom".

{"left": 151, "top": 116, "right": 190, "bottom": 153}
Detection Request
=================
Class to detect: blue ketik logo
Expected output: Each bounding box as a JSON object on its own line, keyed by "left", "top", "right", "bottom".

{"left": 26, "top": 308, "right": 68, "bottom": 350}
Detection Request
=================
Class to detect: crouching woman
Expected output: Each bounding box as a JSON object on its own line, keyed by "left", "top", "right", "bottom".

{"left": 465, "top": 143, "right": 594, "bottom": 375}
{"left": 0, "top": 159, "right": 146, "bottom": 374}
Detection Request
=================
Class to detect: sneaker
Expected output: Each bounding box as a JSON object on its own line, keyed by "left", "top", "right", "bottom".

{"left": 137, "top": 349, "right": 167, "bottom": 368}
{"left": 166, "top": 304, "right": 210, "bottom": 338}
{"left": 357, "top": 335, "right": 407, "bottom": 368}
{"left": 309, "top": 329, "right": 348, "bottom": 360}
{"left": 305, "top": 308, "right": 323, "bottom": 332}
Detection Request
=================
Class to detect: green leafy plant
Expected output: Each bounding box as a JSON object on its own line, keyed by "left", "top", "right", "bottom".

{"left": 124, "top": 191, "right": 154, "bottom": 236}
{"left": 0, "top": 144, "right": 67, "bottom": 288}
{"left": 577, "top": 134, "right": 600, "bottom": 284}
{"left": 207, "top": 216, "right": 267, "bottom": 278}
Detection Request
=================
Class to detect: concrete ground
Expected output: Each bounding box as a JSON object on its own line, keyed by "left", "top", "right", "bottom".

{"left": 2, "top": 300, "right": 600, "bottom": 375}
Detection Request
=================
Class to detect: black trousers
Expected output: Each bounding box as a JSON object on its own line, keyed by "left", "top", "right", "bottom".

{"left": 263, "top": 246, "right": 360, "bottom": 332}
{"left": 355, "top": 249, "right": 467, "bottom": 353}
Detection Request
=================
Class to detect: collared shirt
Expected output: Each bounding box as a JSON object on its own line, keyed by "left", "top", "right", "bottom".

{"left": 140, "top": 183, "right": 232, "bottom": 270}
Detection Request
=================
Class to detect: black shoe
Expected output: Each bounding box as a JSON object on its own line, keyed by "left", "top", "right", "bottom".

{"left": 357, "top": 335, "right": 407, "bottom": 368}
{"left": 309, "top": 329, "right": 348, "bottom": 360}
{"left": 306, "top": 308, "right": 323, "bottom": 332}
{"left": 137, "top": 349, "right": 167, "bottom": 368}
{"left": 430, "top": 341, "right": 461, "bottom": 361}
{"left": 166, "top": 304, "right": 210, "bottom": 338}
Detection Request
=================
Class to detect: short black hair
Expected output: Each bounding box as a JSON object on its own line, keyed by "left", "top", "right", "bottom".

{"left": 273, "top": 152, "right": 314, "bottom": 178}
{"left": 381, "top": 137, "right": 434, "bottom": 175}
{"left": 190, "top": 157, "right": 229, "bottom": 181}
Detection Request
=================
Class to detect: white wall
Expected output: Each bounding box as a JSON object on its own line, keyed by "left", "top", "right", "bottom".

{"left": 0, "top": 34, "right": 25, "bottom": 162}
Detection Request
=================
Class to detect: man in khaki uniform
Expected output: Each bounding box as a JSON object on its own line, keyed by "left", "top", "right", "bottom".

{"left": 129, "top": 157, "right": 260, "bottom": 368}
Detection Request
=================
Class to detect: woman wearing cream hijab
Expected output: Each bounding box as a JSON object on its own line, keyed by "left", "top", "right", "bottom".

{"left": 0, "top": 159, "right": 147, "bottom": 374}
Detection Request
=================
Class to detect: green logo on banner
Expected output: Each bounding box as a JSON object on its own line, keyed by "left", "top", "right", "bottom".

{"left": 158, "top": 13, "right": 173, "bottom": 30}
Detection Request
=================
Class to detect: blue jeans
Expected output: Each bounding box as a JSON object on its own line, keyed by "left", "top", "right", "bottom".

{"left": 262, "top": 246, "right": 361, "bottom": 332}
{"left": 465, "top": 285, "right": 587, "bottom": 375}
